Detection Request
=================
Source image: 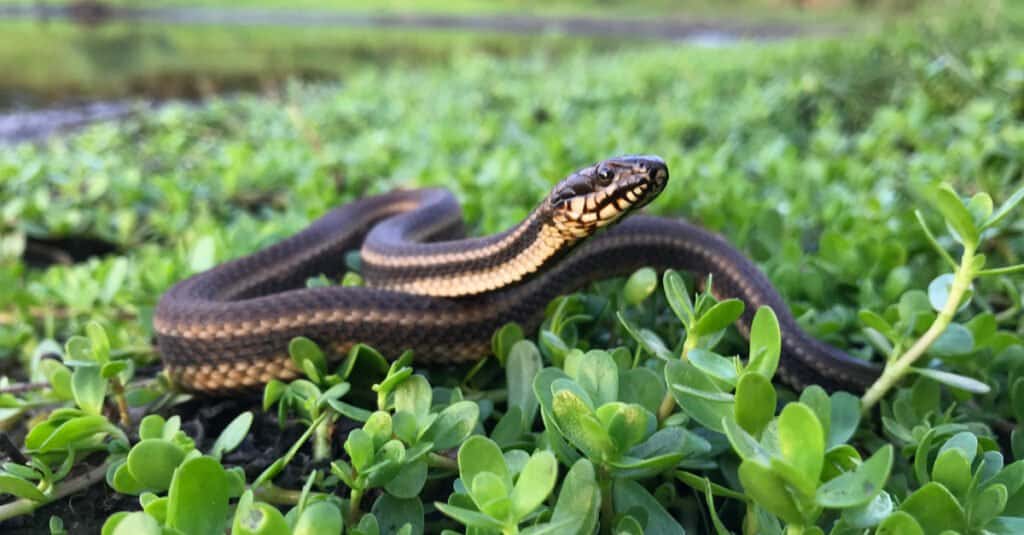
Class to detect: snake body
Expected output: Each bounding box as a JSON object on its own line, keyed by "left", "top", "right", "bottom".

{"left": 155, "top": 156, "right": 881, "bottom": 393}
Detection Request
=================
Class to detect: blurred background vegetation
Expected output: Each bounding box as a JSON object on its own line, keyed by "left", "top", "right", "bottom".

{"left": 0, "top": 0, "right": 1006, "bottom": 108}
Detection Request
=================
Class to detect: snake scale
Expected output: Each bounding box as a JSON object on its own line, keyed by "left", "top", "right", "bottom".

{"left": 155, "top": 155, "right": 881, "bottom": 393}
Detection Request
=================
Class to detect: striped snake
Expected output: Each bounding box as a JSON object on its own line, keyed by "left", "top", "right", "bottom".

{"left": 154, "top": 155, "right": 881, "bottom": 393}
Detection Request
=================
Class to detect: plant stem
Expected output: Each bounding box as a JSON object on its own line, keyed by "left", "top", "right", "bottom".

{"left": 109, "top": 378, "right": 131, "bottom": 427}
{"left": 598, "top": 470, "right": 614, "bottom": 535}
{"left": 426, "top": 452, "right": 458, "bottom": 471}
{"left": 252, "top": 482, "right": 303, "bottom": 505}
{"left": 657, "top": 390, "right": 676, "bottom": 424}
{"left": 348, "top": 487, "right": 364, "bottom": 526}
{"left": 0, "top": 462, "right": 109, "bottom": 522}
{"left": 312, "top": 414, "right": 335, "bottom": 461}
{"left": 861, "top": 243, "right": 977, "bottom": 412}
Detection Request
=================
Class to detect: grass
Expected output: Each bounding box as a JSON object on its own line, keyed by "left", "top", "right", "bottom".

{"left": 1, "top": 2, "right": 1024, "bottom": 533}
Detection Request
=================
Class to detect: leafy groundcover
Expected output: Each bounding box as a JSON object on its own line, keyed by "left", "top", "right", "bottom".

{"left": 2, "top": 10, "right": 1024, "bottom": 535}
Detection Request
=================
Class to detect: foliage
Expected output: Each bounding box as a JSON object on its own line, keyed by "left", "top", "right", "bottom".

{"left": 1, "top": 6, "right": 1024, "bottom": 534}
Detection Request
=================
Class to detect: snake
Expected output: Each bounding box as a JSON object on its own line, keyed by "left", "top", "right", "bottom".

{"left": 154, "top": 155, "right": 882, "bottom": 394}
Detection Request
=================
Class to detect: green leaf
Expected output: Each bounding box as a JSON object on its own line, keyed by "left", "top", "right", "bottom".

{"left": 345, "top": 428, "right": 374, "bottom": 471}
{"left": 596, "top": 402, "right": 651, "bottom": 456}
{"left": 435, "top": 502, "right": 505, "bottom": 531}
{"left": 722, "top": 417, "right": 769, "bottom": 464}
{"left": 293, "top": 501, "right": 344, "bottom": 535}
{"left": 552, "top": 390, "right": 615, "bottom": 461}
{"left": 776, "top": 402, "right": 825, "bottom": 496}
{"left": 911, "top": 368, "right": 990, "bottom": 394}
{"left": 574, "top": 350, "right": 619, "bottom": 407}
{"left": 688, "top": 349, "right": 739, "bottom": 386}
{"left": 288, "top": 337, "right": 326, "bottom": 382}
{"left": 932, "top": 184, "right": 978, "bottom": 246}
{"left": 166, "top": 456, "right": 229, "bottom": 535}
{"left": 927, "top": 322, "right": 975, "bottom": 357}
{"left": 34, "top": 414, "right": 122, "bottom": 452}
{"left": 232, "top": 491, "right": 290, "bottom": 535}
{"left": 420, "top": 400, "right": 479, "bottom": 451}
{"left": 71, "top": 364, "right": 105, "bottom": 415}
{"left": 507, "top": 340, "right": 542, "bottom": 428}
{"left": 983, "top": 184, "right": 1024, "bottom": 230}
{"left": 0, "top": 473, "right": 46, "bottom": 501}
{"left": 371, "top": 494, "right": 423, "bottom": 535}
{"left": 968, "top": 192, "right": 994, "bottom": 225}
{"left": 972, "top": 483, "right": 1008, "bottom": 527}
{"left": 828, "top": 392, "right": 861, "bottom": 449}
{"left": 747, "top": 307, "right": 781, "bottom": 378}
{"left": 619, "top": 368, "right": 666, "bottom": 415}
{"left": 734, "top": 372, "right": 775, "bottom": 436}
{"left": 106, "top": 512, "right": 162, "bottom": 535}
{"left": 458, "top": 436, "right": 510, "bottom": 492}
{"left": 664, "top": 270, "right": 696, "bottom": 327}
{"left": 875, "top": 511, "right": 924, "bottom": 535}
{"left": 86, "top": 322, "right": 111, "bottom": 365}
{"left": 510, "top": 451, "right": 558, "bottom": 519}
{"left": 127, "top": 439, "right": 186, "bottom": 492}
{"left": 189, "top": 235, "right": 217, "bottom": 272}
{"left": 623, "top": 267, "right": 659, "bottom": 305}
{"left": 815, "top": 445, "right": 893, "bottom": 509}
{"left": 613, "top": 478, "right": 686, "bottom": 535}
{"left": 738, "top": 460, "right": 808, "bottom": 525}
{"left": 65, "top": 336, "right": 91, "bottom": 363}
{"left": 210, "top": 411, "right": 253, "bottom": 460}
{"left": 549, "top": 459, "right": 600, "bottom": 535}
{"left": 394, "top": 374, "right": 432, "bottom": 424}
{"left": 840, "top": 491, "right": 893, "bottom": 529}
{"left": 665, "top": 360, "right": 734, "bottom": 434}
{"left": 691, "top": 299, "right": 744, "bottom": 336}
{"left": 898, "top": 482, "right": 967, "bottom": 534}
{"left": 491, "top": 322, "right": 524, "bottom": 365}
{"left": 136, "top": 412, "right": 165, "bottom": 441}
{"left": 932, "top": 449, "right": 972, "bottom": 498}
{"left": 385, "top": 459, "right": 428, "bottom": 499}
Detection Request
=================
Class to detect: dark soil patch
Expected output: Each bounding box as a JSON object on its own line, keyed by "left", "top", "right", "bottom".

{"left": 22, "top": 235, "right": 121, "bottom": 268}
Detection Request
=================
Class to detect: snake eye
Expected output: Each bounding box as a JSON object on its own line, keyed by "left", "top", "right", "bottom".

{"left": 596, "top": 167, "right": 614, "bottom": 185}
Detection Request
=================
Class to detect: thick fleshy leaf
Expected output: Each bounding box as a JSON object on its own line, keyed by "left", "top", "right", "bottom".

{"left": 210, "top": 411, "right": 253, "bottom": 460}
{"left": 776, "top": 402, "right": 825, "bottom": 495}
{"left": 875, "top": 511, "right": 924, "bottom": 535}
{"left": 510, "top": 451, "right": 558, "bottom": 519}
{"left": 394, "top": 374, "right": 432, "bottom": 424}
{"left": 552, "top": 390, "right": 614, "bottom": 461}
{"left": 71, "top": 364, "right": 105, "bottom": 415}
{"left": 623, "top": 267, "right": 659, "bottom": 305}
{"left": 549, "top": 459, "right": 600, "bottom": 535}
{"left": 293, "top": 501, "right": 344, "bottom": 535}
{"left": 458, "top": 436, "right": 510, "bottom": 492}
{"left": 618, "top": 368, "right": 666, "bottom": 415}
{"left": 507, "top": 340, "right": 542, "bottom": 428}
{"left": 665, "top": 360, "right": 734, "bottom": 433}
{"left": 738, "top": 460, "right": 807, "bottom": 525}
{"left": 420, "top": 401, "right": 479, "bottom": 451}
{"left": 127, "top": 439, "right": 186, "bottom": 492}
{"left": 0, "top": 473, "right": 46, "bottom": 501}
{"left": 815, "top": 445, "right": 893, "bottom": 508}
{"left": 166, "top": 456, "right": 229, "bottom": 535}
{"left": 734, "top": 372, "right": 775, "bottom": 436}
{"left": 747, "top": 307, "right": 781, "bottom": 378}
{"left": 613, "top": 479, "right": 686, "bottom": 535}
{"left": 898, "top": 482, "right": 967, "bottom": 534}
{"left": 691, "top": 299, "right": 744, "bottom": 337}
{"left": 573, "top": 350, "right": 619, "bottom": 407}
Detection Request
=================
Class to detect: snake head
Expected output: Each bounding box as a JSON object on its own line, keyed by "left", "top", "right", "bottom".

{"left": 549, "top": 155, "right": 669, "bottom": 238}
